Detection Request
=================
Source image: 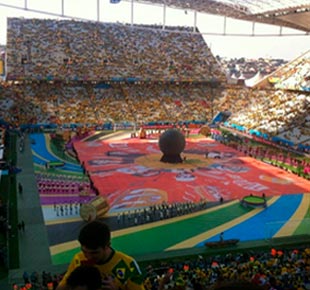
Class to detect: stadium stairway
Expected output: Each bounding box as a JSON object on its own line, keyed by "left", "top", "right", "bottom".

{"left": 6, "top": 133, "right": 67, "bottom": 289}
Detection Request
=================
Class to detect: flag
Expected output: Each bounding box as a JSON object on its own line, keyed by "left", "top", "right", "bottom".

{"left": 110, "top": 0, "right": 121, "bottom": 3}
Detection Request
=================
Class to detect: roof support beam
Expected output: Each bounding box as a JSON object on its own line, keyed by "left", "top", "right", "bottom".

{"left": 223, "top": 16, "right": 227, "bottom": 35}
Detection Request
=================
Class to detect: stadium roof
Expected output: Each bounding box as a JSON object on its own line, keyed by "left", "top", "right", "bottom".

{"left": 136, "top": 0, "right": 310, "bottom": 32}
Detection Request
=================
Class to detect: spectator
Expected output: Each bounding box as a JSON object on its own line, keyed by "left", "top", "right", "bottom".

{"left": 219, "top": 232, "right": 224, "bottom": 242}
{"left": 21, "top": 220, "right": 25, "bottom": 231}
{"left": 66, "top": 265, "right": 102, "bottom": 290}
{"left": 56, "top": 220, "right": 145, "bottom": 290}
{"left": 18, "top": 182, "right": 23, "bottom": 194}
{"left": 22, "top": 271, "right": 30, "bottom": 284}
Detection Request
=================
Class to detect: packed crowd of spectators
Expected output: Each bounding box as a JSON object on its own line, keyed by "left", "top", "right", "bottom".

{"left": 0, "top": 18, "right": 230, "bottom": 127}
{"left": 0, "top": 81, "right": 217, "bottom": 127}
{"left": 2, "top": 18, "right": 309, "bottom": 150}
{"left": 5, "top": 18, "right": 225, "bottom": 83}
{"left": 1, "top": 19, "right": 309, "bottom": 151}
{"left": 273, "top": 51, "right": 310, "bottom": 92}
{"left": 144, "top": 245, "right": 310, "bottom": 290}
{"left": 220, "top": 56, "right": 287, "bottom": 80}
{"left": 1, "top": 81, "right": 310, "bottom": 150}
{"left": 2, "top": 20, "right": 310, "bottom": 149}
{"left": 275, "top": 114, "right": 310, "bottom": 147}
{"left": 17, "top": 270, "right": 63, "bottom": 290}
{"left": 227, "top": 89, "right": 301, "bottom": 134}
{"left": 222, "top": 89, "right": 310, "bottom": 149}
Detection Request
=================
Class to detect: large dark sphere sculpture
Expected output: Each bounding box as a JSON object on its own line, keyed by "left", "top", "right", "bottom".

{"left": 159, "top": 129, "right": 186, "bottom": 163}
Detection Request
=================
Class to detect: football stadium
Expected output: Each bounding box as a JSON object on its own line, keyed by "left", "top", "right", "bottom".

{"left": 1, "top": 1, "right": 310, "bottom": 290}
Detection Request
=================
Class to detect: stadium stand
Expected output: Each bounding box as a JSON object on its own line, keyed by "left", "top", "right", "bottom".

{"left": 5, "top": 18, "right": 225, "bottom": 83}
{"left": 1, "top": 5, "right": 310, "bottom": 290}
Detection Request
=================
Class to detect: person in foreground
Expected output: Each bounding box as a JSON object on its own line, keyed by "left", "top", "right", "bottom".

{"left": 66, "top": 265, "right": 102, "bottom": 290}
{"left": 56, "top": 220, "right": 145, "bottom": 290}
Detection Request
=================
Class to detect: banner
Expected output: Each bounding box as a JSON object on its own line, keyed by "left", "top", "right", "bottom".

{"left": 0, "top": 60, "right": 3, "bottom": 75}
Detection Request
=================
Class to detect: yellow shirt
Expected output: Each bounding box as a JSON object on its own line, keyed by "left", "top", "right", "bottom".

{"left": 59, "top": 249, "right": 145, "bottom": 290}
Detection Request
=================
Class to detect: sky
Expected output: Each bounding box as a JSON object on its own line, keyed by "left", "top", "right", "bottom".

{"left": 1, "top": 0, "right": 310, "bottom": 60}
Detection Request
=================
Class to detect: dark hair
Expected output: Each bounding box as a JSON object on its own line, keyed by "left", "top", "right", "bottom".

{"left": 78, "top": 220, "right": 111, "bottom": 249}
{"left": 66, "top": 265, "right": 102, "bottom": 290}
